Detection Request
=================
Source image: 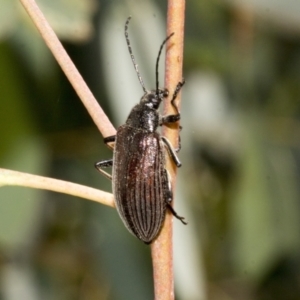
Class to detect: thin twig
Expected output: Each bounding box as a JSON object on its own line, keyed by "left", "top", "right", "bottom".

{"left": 151, "top": 1, "right": 186, "bottom": 299}
{"left": 0, "top": 168, "right": 115, "bottom": 207}
{"left": 19, "top": 0, "right": 116, "bottom": 138}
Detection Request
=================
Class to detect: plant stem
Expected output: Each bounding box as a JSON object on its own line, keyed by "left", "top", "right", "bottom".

{"left": 151, "top": 1, "right": 186, "bottom": 299}
{"left": 0, "top": 168, "right": 114, "bottom": 207}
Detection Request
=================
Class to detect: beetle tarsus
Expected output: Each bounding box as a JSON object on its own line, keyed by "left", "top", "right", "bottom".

{"left": 167, "top": 204, "right": 187, "bottom": 225}
{"left": 95, "top": 159, "right": 113, "bottom": 180}
{"left": 104, "top": 135, "right": 116, "bottom": 144}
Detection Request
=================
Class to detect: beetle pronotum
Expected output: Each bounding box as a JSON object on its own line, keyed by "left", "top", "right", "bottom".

{"left": 95, "top": 17, "right": 186, "bottom": 244}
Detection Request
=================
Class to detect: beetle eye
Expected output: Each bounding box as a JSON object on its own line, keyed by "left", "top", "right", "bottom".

{"left": 154, "top": 89, "right": 168, "bottom": 100}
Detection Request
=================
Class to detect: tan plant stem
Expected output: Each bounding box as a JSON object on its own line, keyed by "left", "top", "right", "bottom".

{"left": 151, "top": 1, "right": 186, "bottom": 300}
{"left": 0, "top": 168, "right": 115, "bottom": 207}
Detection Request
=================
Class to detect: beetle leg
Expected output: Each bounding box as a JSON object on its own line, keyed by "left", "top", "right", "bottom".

{"left": 163, "top": 169, "right": 187, "bottom": 225}
{"left": 160, "top": 80, "right": 185, "bottom": 151}
{"left": 103, "top": 135, "right": 116, "bottom": 150}
{"left": 95, "top": 159, "right": 113, "bottom": 180}
{"left": 161, "top": 137, "right": 181, "bottom": 168}
{"left": 104, "top": 136, "right": 116, "bottom": 144}
{"left": 160, "top": 79, "right": 185, "bottom": 124}
{"left": 167, "top": 204, "right": 187, "bottom": 225}
{"left": 171, "top": 79, "right": 185, "bottom": 110}
{"left": 176, "top": 126, "right": 182, "bottom": 153}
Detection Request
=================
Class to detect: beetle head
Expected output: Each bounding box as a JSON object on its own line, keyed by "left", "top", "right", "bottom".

{"left": 141, "top": 88, "right": 169, "bottom": 110}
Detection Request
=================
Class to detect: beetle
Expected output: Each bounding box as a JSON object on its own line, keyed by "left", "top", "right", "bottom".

{"left": 95, "top": 17, "right": 186, "bottom": 244}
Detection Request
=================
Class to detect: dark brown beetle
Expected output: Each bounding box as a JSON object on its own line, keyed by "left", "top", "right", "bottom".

{"left": 95, "top": 17, "right": 186, "bottom": 243}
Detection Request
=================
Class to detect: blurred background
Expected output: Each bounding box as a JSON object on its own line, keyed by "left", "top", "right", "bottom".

{"left": 0, "top": 0, "right": 300, "bottom": 299}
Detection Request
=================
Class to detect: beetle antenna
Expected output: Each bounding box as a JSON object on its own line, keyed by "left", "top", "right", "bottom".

{"left": 125, "top": 17, "right": 147, "bottom": 94}
{"left": 155, "top": 32, "right": 174, "bottom": 96}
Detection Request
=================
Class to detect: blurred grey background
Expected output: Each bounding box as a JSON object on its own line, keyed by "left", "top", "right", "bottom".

{"left": 0, "top": 0, "right": 300, "bottom": 299}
